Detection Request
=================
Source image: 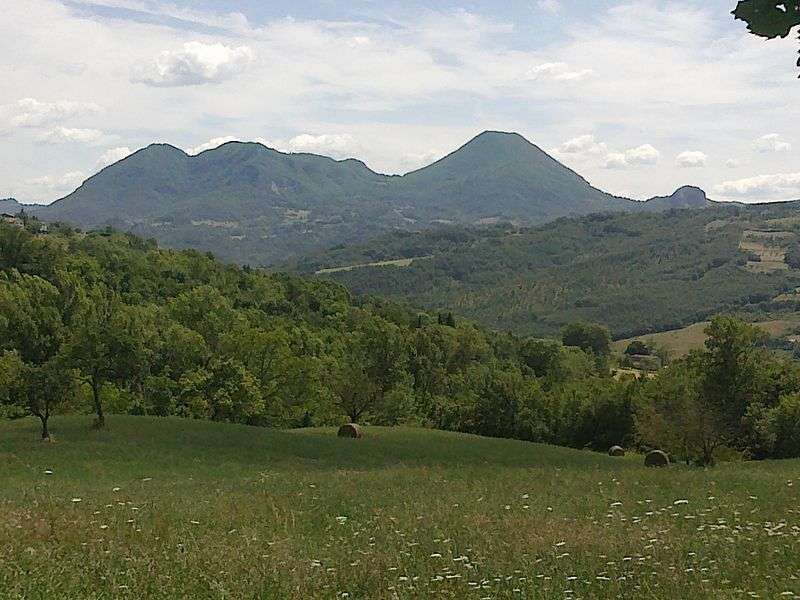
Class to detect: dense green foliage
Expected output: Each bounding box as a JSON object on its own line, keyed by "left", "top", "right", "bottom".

{"left": 635, "top": 316, "right": 800, "bottom": 465}
{"left": 734, "top": 0, "right": 800, "bottom": 39}
{"left": 27, "top": 132, "right": 701, "bottom": 266}
{"left": 3, "top": 221, "right": 800, "bottom": 464}
{"left": 733, "top": 0, "right": 800, "bottom": 74}
{"left": 300, "top": 203, "right": 800, "bottom": 337}
{"left": 0, "top": 221, "right": 635, "bottom": 450}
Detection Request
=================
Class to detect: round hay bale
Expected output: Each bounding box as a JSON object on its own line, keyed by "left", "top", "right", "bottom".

{"left": 645, "top": 449, "right": 670, "bottom": 468}
{"left": 337, "top": 423, "right": 362, "bottom": 439}
{"left": 608, "top": 445, "right": 625, "bottom": 457}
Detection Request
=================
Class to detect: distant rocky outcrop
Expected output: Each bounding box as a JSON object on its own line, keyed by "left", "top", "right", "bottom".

{"left": 640, "top": 186, "right": 711, "bottom": 212}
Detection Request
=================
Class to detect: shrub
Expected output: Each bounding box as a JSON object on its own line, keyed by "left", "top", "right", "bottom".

{"left": 770, "top": 393, "right": 800, "bottom": 458}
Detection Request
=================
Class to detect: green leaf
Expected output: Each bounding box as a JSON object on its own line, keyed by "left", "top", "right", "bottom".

{"left": 733, "top": 0, "right": 800, "bottom": 39}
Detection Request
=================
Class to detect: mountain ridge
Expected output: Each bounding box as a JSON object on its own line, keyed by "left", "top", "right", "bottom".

{"left": 33, "top": 131, "right": 711, "bottom": 264}
{"left": 0, "top": 198, "right": 25, "bottom": 214}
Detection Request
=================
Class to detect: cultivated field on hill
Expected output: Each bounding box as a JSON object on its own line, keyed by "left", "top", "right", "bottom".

{"left": 2, "top": 416, "right": 799, "bottom": 599}
{"left": 613, "top": 317, "right": 800, "bottom": 358}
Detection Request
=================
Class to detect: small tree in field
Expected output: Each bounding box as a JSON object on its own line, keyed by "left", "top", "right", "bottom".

{"left": 635, "top": 316, "right": 769, "bottom": 465}
{"left": 699, "top": 316, "right": 767, "bottom": 441}
{"left": 23, "top": 359, "right": 78, "bottom": 440}
{"left": 635, "top": 360, "right": 726, "bottom": 466}
{"left": 61, "top": 286, "right": 146, "bottom": 429}
{"left": 332, "top": 315, "right": 409, "bottom": 424}
{"left": 0, "top": 353, "right": 77, "bottom": 439}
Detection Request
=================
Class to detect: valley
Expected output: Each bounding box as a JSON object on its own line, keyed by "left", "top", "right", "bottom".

{"left": 301, "top": 203, "right": 800, "bottom": 338}
{"left": 5, "top": 2, "right": 800, "bottom": 598}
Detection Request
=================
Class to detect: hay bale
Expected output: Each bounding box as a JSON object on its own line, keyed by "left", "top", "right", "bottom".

{"left": 608, "top": 445, "right": 625, "bottom": 457}
{"left": 337, "top": 423, "right": 362, "bottom": 439}
{"left": 645, "top": 449, "right": 670, "bottom": 468}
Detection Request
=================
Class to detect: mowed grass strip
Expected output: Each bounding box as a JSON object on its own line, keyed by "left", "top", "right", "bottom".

{"left": 1, "top": 416, "right": 799, "bottom": 599}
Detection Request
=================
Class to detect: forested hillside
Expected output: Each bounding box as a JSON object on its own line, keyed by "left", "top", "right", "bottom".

{"left": 0, "top": 218, "right": 636, "bottom": 450}
{"left": 0, "top": 198, "right": 23, "bottom": 213}
{"left": 297, "top": 203, "right": 800, "bottom": 338}
{"left": 4, "top": 219, "right": 800, "bottom": 465}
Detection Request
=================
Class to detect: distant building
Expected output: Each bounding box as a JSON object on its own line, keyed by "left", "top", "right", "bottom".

{"left": 1, "top": 213, "right": 23, "bottom": 228}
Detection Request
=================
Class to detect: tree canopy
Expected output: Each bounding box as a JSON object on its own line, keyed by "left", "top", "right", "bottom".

{"left": 3, "top": 219, "right": 800, "bottom": 465}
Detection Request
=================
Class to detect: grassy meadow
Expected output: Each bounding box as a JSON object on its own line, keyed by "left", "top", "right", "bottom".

{"left": 2, "top": 416, "right": 800, "bottom": 599}
{"left": 613, "top": 317, "right": 800, "bottom": 358}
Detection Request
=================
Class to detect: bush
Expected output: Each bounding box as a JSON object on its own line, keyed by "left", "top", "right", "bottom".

{"left": 624, "top": 340, "right": 650, "bottom": 356}
{"left": 770, "top": 393, "right": 800, "bottom": 458}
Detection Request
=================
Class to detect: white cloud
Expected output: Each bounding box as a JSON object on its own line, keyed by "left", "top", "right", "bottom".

{"left": 753, "top": 133, "right": 791, "bottom": 153}
{"left": 2, "top": 1, "right": 800, "bottom": 202}
{"left": 603, "top": 144, "right": 660, "bottom": 169}
{"left": 65, "top": 0, "right": 256, "bottom": 35}
{"left": 131, "top": 42, "right": 255, "bottom": 87}
{"left": 3, "top": 98, "right": 101, "bottom": 128}
{"left": 525, "top": 62, "right": 593, "bottom": 82}
{"left": 95, "top": 147, "right": 133, "bottom": 170}
{"left": 554, "top": 135, "right": 658, "bottom": 171}
{"left": 713, "top": 172, "right": 800, "bottom": 201}
{"left": 26, "top": 171, "right": 86, "bottom": 198}
{"left": 536, "top": 0, "right": 562, "bottom": 14}
{"left": 676, "top": 150, "right": 708, "bottom": 168}
{"left": 556, "top": 134, "right": 608, "bottom": 156}
{"left": 186, "top": 136, "right": 239, "bottom": 155}
{"left": 37, "top": 127, "right": 104, "bottom": 144}
{"left": 400, "top": 149, "right": 444, "bottom": 172}
{"left": 603, "top": 152, "right": 629, "bottom": 170}
{"left": 625, "top": 144, "right": 661, "bottom": 165}
{"left": 269, "top": 134, "right": 361, "bottom": 160}
{"left": 725, "top": 158, "right": 742, "bottom": 169}
{"left": 186, "top": 133, "right": 361, "bottom": 160}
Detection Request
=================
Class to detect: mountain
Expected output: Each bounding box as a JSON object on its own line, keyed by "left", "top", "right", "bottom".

{"left": 0, "top": 198, "right": 23, "bottom": 214}
{"left": 41, "top": 142, "right": 393, "bottom": 264}
{"left": 385, "top": 131, "right": 631, "bottom": 223}
{"left": 298, "top": 201, "right": 800, "bottom": 338}
{"left": 37, "top": 131, "right": 702, "bottom": 265}
{"left": 640, "top": 185, "right": 711, "bottom": 212}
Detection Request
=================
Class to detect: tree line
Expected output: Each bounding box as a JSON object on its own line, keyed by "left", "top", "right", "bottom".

{"left": 2, "top": 220, "right": 800, "bottom": 465}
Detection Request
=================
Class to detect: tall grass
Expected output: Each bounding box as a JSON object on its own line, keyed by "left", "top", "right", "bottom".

{"left": 1, "top": 416, "right": 798, "bottom": 598}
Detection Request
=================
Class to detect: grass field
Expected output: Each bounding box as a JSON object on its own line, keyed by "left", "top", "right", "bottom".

{"left": 614, "top": 318, "right": 800, "bottom": 358}
{"left": 739, "top": 230, "right": 794, "bottom": 273}
{"left": 2, "top": 416, "right": 800, "bottom": 599}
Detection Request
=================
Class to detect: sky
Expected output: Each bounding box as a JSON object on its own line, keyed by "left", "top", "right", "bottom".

{"left": 1, "top": 0, "right": 799, "bottom": 204}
